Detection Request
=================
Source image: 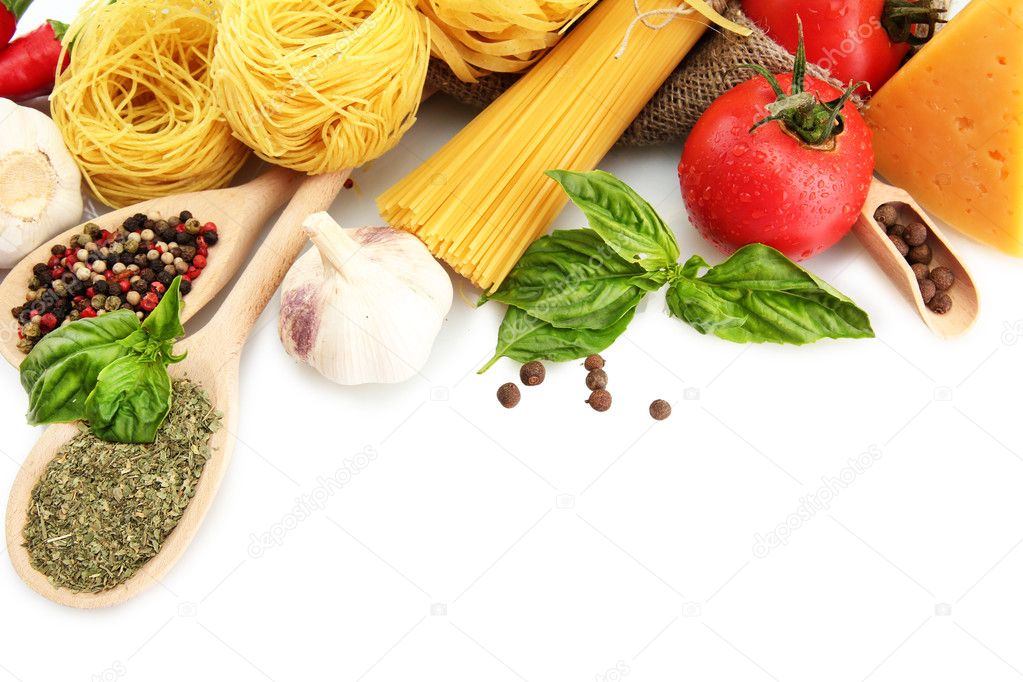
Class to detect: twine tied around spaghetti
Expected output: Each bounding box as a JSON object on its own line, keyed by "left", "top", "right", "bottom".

{"left": 615, "top": 0, "right": 752, "bottom": 59}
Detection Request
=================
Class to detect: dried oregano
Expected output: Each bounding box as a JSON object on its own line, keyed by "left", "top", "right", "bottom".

{"left": 23, "top": 379, "right": 221, "bottom": 593}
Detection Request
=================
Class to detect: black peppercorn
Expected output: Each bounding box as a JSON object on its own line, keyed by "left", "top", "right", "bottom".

{"left": 586, "top": 369, "right": 608, "bottom": 391}
{"left": 904, "top": 222, "right": 928, "bottom": 247}
{"left": 908, "top": 243, "right": 932, "bottom": 265}
{"left": 874, "top": 204, "right": 898, "bottom": 227}
{"left": 171, "top": 247, "right": 183, "bottom": 258}
{"left": 179, "top": 210, "right": 193, "bottom": 222}
{"left": 177, "top": 232, "right": 195, "bottom": 246}
{"left": 132, "top": 279, "right": 148, "bottom": 295}
{"left": 93, "top": 280, "right": 109, "bottom": 296}
{"left": 157, "top": 270, "right": 174, "bottom": 286}
{"left": 520, "top": 361, "right": 545, "bottom": 386}
{"left": 649, "top": 400, "right": 671, "bottom": 421}
{"left": 160, "top": 228, "right": 177, "bottom": 243}
{"left": 134, "top": 254, "right": 148, "bottom": 267}
{"left": 50, "top": 244, "right": 65, "bottom": 256}
{"left": 105, "top": 254, "right": 118, "bottom": 268}
{"left": 586, "top": 389, "right": 612, "bottom": 412}
{"left": 919, "top": 278, "right": 936, "bottom": 304}
{"left": 584, "top": 354, "right": 605, "bottom": 371}
{"left": 929, "top": 266, "right": 955, "bottom": 291}
{"left": 179, "top": 279, "right": 192, "bottom": 295}
{"left": 17, "top": 309, "right": 31, "bottom": 324}
{"left": 141, "top": 268, "right": 157, "bottom": 282}
{"left": 67, "top": 279, "right": 85, "bottom": 296}
{"left": 32, "top": 263, "right": 48, "bottom": 277}
{"left": 888, "top": 234, "right": 909, "bottom": 257}
{"left": 497, "top": 383, "right": 521, "bottom": 408}
{"left": 119, "top": 251, "right": 134, "bottom": 265}
{"left": 928, "top": 292, "right": 952, "bottom": 314}
{"left": 911, "top": 263, "right": 929, "bottom": 282}
{"left": 203, "top": 232, "right": 219, "bottom": 246}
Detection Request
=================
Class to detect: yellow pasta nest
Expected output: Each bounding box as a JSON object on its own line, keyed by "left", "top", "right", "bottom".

{"left": 51, "top": 0, "right": 250, "bottom": 208}
{"left": 212, "top": 0, "right": 429, "bottom": 174}
{"left": 418, "top": 0, "right": 598, "bottom": 82}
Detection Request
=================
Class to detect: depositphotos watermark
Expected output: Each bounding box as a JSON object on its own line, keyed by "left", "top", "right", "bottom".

{"left": 247, "top": 446, "right": 378, "bottom": 558}
{"left": 752, "top": 445, "right": 882, "bottom": 559}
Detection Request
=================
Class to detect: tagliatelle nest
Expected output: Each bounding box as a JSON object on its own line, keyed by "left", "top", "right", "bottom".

{"left": 418, "top": 0, "right": 598, "bottom": 82}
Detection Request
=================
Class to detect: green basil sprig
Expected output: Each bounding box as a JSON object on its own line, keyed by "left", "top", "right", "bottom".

{"left": 21, "top": 277, "right": 188, "bottom": 443}
{"left": 479, "top": 170, "right": 873, "bottom": 371}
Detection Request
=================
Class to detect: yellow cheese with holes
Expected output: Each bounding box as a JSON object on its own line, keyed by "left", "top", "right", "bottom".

{"left": 866, "top": 0, "right": 1023, "bottom": 255}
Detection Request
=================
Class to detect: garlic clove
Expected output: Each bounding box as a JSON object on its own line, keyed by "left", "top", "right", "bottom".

{"left": 279, "top": 213, "right": 453, "bottom": 386}
{"left": 0, "top": 98, "right": 84, "bottom": 268}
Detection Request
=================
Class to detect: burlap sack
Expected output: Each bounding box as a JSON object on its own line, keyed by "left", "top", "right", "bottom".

{"left": 426, "top": 0, "right": 944, "bottom": 147}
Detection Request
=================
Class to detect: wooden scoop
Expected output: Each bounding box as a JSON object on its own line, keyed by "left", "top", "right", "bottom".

{"left": 852, "top": 178, "right": 979, "bottom": 338}
{"left": 0, "top": 167, "right": 303, "bottom": 368}
{"left": 5, "top": 171, "right": 348, "bottom": 608}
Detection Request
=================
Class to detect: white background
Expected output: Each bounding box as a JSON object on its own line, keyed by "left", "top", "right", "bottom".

{"left": 7, "top": 1, "right": 1023, "bottom": 681}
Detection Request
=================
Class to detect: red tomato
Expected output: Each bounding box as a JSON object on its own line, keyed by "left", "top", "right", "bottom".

{"left": 679, "top": 73, "right": 874, "bottom": 261}
{"left": 741, "top": 0, "right": 941, "bottom": 94}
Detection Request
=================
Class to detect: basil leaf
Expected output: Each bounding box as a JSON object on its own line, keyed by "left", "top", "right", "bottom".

{"left": 21, "top": 310, "right": 141, "bottom": 425}
{"left": 141, "top": 276, "right": 185, "bottom": 343}
{"left": 546, "top": 169, "right": 680, "bottom": 271}
{"left": 667, "top": 244, "right": 874, "bottom": 344}
{"left": 479, "top": 305, "right": 635, "bottom": 373}
{"left": 84, "top": 355, "right": 172, "bottom": 444}
{"left": 482, "top": 229, "right": 656, "bottom": 330}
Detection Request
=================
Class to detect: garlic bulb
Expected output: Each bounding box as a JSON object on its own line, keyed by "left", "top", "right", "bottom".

{"left": 279, "top": 212, "right": 453, "bottom": 385}
{"left": 0, "top": 98, "right": 83, "bottom": 268}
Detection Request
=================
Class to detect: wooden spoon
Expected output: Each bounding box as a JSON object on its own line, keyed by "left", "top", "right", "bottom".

{"left": 5, "top": 171, "right": 348, "bottom": 608}
{"left": 852, "top": 178, "right": 979, "bottom": 338}
{"left": 0, "top": 167, "right": 303, "bottom": 368}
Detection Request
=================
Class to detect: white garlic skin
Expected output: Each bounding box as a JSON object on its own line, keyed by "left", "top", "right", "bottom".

{"left": 0, "top": 98, "right": 84, "bottom": 268}
{"left": 279, "top": 213, "right": 453, "bottom": 385}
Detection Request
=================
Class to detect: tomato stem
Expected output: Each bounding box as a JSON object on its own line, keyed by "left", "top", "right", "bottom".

{"left": 883, "top": 0, "right": 945, "bottom": 46}
{"left": 741, "top": 17, "right": 865, "bottom": 147}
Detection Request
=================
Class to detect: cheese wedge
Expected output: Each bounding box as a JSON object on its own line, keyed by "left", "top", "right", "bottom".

{"left": 866, "top": 0, "right": 1023, "bottom": 255}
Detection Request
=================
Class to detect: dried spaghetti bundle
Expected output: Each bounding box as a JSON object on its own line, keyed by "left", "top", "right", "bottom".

{"left": 419, "top": 0, "right": 597, "bottom": 82}
{"left": 213, "top": 0, "right": 429, "bottom": 174}
{"left": 380, "top": 0, "right": 746, "bottom": 291}
{"left": 50, "top": 0, "right": 250, "bottom": 208}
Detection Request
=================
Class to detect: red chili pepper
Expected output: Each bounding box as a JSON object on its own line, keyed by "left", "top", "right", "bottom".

{"left": 0, "top": 0, "right": 32, "bottom": 49}
{"left": 80, "top": 306, "right": 97, "bottom": 319}
{"left": 0, "top": 19, "right": 69, "bottom": 101}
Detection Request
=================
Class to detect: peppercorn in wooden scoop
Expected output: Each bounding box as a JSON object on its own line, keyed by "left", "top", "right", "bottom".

{"left": 5, "top": 171, "right": 349, "bottom": 608}
{"left": 0, "top": 166, "right": 303, "bottom": 368}
{"left": 852, "top": 178, "right": 979, "bottom": 338}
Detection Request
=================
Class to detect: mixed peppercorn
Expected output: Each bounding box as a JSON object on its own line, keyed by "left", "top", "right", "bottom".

{"left": 874, "top": 203, "right": 956, "bottom": 315}
{"left": 12, "top": 210, "right": 219, "bottom": 353}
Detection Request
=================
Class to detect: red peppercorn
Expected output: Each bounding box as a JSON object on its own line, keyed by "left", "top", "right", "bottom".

{"left": 47, "top": 254, "right": 61, "bottom": 267}
{"left": 86, "top": 287, "right": 95, "bottom": 297}
{"left": 80, "top": 307, "right": 97, "bottom": 318}
{"left": 50, "top": 267, "right": 64, "bottom": 279}
{"left": 344, "top": 178, "right": 354, "bottom": 189}
{"left": 140, "top": 293, "right": 158, "bottom": 312}
{"left": 73, "top": 295, "right": 85, "bottom": 304}
{"left": 202, "top": 222, "right": 217, "bottom": 233}
{"left": 17, "top": 328, "right": 23, "bottom": 339}
{"left": 119, "top": 280, "right": 131, "bottom": 293}
{"left": 192, "top": 254, "right": 207, "bottom": 269}
{"left": 150, "top": 281, "right": 166, "bottom": 294}
{"left": 175, "top": 223, "right": 186, "bottom": 233}
{"left": 29, "top": 309, "right": 39, "bottom": 318}
{"left": 39, "top": 313, "right": 57, "bottom": 332}
{"left": 186, "top": 267, "right": 201, "bottom": 280}
{"left": 64, "top": 256, "right": 77, "bottom": 268}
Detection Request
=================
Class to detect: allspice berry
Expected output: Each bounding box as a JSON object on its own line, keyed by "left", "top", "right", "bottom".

{"left": 911, "top": 263, "right": 930, "bottom": 282}
{"left": 520, "top": 361, "right": 545, "bottom": 386}
{"left": 908, "top": 243, "right": 932, "bottom": 265}
{"left": 904, "top": 222, "right": 928, "bottom": 247}
{"left": 584, "top": 354, "right": 605, "bottom": 371}
{"left": 888, "top": 234, "right": 910, "bottom": 257}
{"left": 586, "top": 369, "right": 608, "bottom": 391}
{"left": 888, "top": 223, "right": 906, "bottom": 239}
{"left": 927, "top": 292, "right": 953, "bottom": 315}
{"left": 930, "top": 266, "right": 955, "bottom": 291}
{"left": 919, "top": 278, "right": 937, "bottom": 304}
{"left": 649, "top": 400, "right": 671, "bottom": 421}
{"left": 874, "top": 204, "right": 898, "bottom": 227}
{"left": 497, "top": 383, "right": 521, "bottom": 409}
{"left": 586, "top": 389, "right": 612, "bottom": 412}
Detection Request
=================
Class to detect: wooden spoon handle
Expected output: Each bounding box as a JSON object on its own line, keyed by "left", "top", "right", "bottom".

{"left": 207, "top": 170, "right": 350, "bottom": 350}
